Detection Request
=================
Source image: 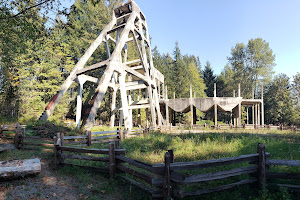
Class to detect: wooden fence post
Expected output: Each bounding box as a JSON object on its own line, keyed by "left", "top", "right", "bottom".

{"left": 53, "top": 136, "right": 59, "bottom": 169}
{"left": 280, "top": 124, "right": 283, "bottom": 131}
{"left": 168, "top": 150, "right": 174, "bottom": 163}
{"left": 163, "top": 152, "right": 171, "bottom": 200}
{"left": 109, "top": 142, "right": 116, "bottom": 179}
{"left": 144, "top": 126, "right": 148, "bottom": 136}
{"left": 293, "top": 126, "right": 297, "bottom": 132}
{"left": 257, "top": 143, "right": 266, "bottom": 188}
{"left": 60, "top": 132, "right": 64, "bottom": 147}
{"left": 14, "top": 129, "right": 20, "bottom": 149}
{"left": 86, "top": 131, "right": 91, "bottom": 146}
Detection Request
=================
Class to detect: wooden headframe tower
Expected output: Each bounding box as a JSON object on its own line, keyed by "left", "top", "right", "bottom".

{"left": 39, "top": 0, "right": 165, "bottom": 130}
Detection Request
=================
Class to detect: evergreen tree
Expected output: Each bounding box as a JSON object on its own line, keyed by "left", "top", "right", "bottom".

{"left": 203, "top": 61, "right": 216, "bottom": 97}
{"left": 264, "top": 74, "right": 296, "bottom": 125}
{"left": 171, "top": 42, "right": 189, "bottom": 98}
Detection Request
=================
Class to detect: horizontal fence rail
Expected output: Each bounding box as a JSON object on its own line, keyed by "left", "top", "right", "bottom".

{"left": 51, "top": 140, "right": 300, "bottom": 199}
{"left": 62, "top": 127, "right": 151, "bottom": 147}
{"left": 10, "top": 124, "right": 299, "bottom": 199}
{"left": 161, "top": 124, "right": 298, "bottom": 131}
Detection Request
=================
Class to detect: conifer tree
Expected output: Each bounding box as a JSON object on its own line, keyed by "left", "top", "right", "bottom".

{"left": 203, "top": 61, "right": 216, "bottom": 97}
{"left": 264, "top": 74, "right": 296, "bottom": 125}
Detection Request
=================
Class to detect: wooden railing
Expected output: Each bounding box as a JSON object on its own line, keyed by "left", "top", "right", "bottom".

{"left": 13, "top": 127, "right": 151, "bottom": 151}
{"left": 14, "top": 127, "right": 53, "bottom": 152}
{"left": 267, "top": 159, "right": 300, "bottom": 192}
{"left": 0, "top": 124, "right": 17, "bottom": 142}
{"left": 62, "top": 128, "right": 150, "bottom": 147}
{"left": 188, "top": 124, "right": 298, "bottom": 131}
{"left": 0, "top": 124, "right": 26, "bottom": 144}
{"left": 52, "top": 140, "right": 300, "bottom": 199}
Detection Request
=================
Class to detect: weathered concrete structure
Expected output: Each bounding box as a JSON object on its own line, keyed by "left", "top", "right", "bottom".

{"left": 162, "top": 84, "right": 264, "bottom": 128}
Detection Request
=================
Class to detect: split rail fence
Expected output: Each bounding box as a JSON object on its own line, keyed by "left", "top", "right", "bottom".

{"left": 187, "top": 124, "right": 298, "bottom": 131}
{"left": 0, "top": 124, "right": 18, "bottom": 142}
{"left": 53, "top": 139, "right": 300, "bottom": 199}
{"left": 62, "top": 128, "right": 150, "bottom": 147}
{"left": 12, "top": 126, "right": 151, "bottom": 151}
{"left": 14, "top": 127, "right": 53, "bottom": 152}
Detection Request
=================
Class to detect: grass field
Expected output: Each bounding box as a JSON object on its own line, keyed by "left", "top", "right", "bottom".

{"left": 1, "top": 128, "right": 300, "bottom": 199}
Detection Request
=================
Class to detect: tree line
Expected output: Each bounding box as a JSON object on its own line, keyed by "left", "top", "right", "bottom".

{"left": 0, "top": 0, "right": 299, "bottom": 126}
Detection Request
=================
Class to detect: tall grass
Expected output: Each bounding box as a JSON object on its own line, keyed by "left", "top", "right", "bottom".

{"left": 2, "top": 128, "right": 300, "bottom": 199}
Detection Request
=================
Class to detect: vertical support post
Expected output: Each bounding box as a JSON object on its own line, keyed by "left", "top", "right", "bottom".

{"left": 173, "top": 92, "right": 175, "bottom": 99}
{"left": 230, "top": 111, "right": 233, "bottom": 126}
{"left": 119, "top": 110, "right": 124, "bottom": 127}
{"left": 87, "top": 131, "right": 91, "bottom": 146}
{"left": 252, "top": 105, "right": 255, "bottom": 126}
{"left": 261, "top": 85, "right": 264, "bottom": 127}
{"left": 233, "top": 90, "right": 235, "bottom": 97}
{"left": 257, "top": 143, "right": 266, "bottom": 188}
{"left": 246, "top": 107, "right": 249, "bottom": 125}
{"left": 109, "top": 142, "right": 116, "bottom": 179}
{"left": 258, "top": 104, "right": 261, "bottom": 127}
{"left": 76, "top": 77, "right": 84, "bottom": 129}
{"left": 214, "top": 83, "right": 216, "bottom": 97}
{"left": 128, "top": 75, "right": 133, "bottom": 127}
{"left": 238, "top": 103, "right": 241, "bottom": 127}
{"left": 193, "top": 106, "right": 197, "bottom": 125}
{"left": 137, "top": 109, "right": 141, "bottom": 127}
{"left": 110, "top": 89, "right": 117, "bottom": 128}
{"left": 128, "top": 90, "right": 133, "bottom": 126}
{"left": 190, "top": 84, "right": 193, "bottom": 128}
{"left": 163, "top": 152, "right": 171, "bottom": 200}
{"left": 238, "top": 83, "right": 241, "bottom": 97}
{"left": 214, "top": 104, "right": 218, "bottom": 126}
{"left": 255, "top": 104, "right": 258, "bottom": 126}
{"left": 165, "top": 86, "right": 169, "bottom": 125}
{"left": 119, "top": 72, "right": 132, "bottom": 129}
{"left": 147, "top": 88, "right": 156, "bottom": 128}
{"left": 137, "top": 88, "right": 141, "bottom": 127}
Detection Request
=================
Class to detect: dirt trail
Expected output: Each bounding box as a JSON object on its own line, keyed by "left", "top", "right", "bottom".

{"left": 0, "top": 159, "right": 79, "bottom": 200}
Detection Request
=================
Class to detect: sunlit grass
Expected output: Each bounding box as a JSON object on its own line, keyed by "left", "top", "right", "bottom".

{"left": 2, "top": 128, "right": 300, "bottom": 199}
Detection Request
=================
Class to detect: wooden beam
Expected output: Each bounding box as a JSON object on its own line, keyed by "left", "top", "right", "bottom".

{"left": 39, "top": 16, "right": 117, "bottom": 121}
{"left": 114, "top": 104, "right": 150, "bottom": 111}
{"left": 76, "top": 60, "right": 109, "bottom": 75}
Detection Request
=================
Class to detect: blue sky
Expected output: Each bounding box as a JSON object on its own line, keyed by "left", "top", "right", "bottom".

{"left": 61, "top": 0, "right": 300, "bottom": 78}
